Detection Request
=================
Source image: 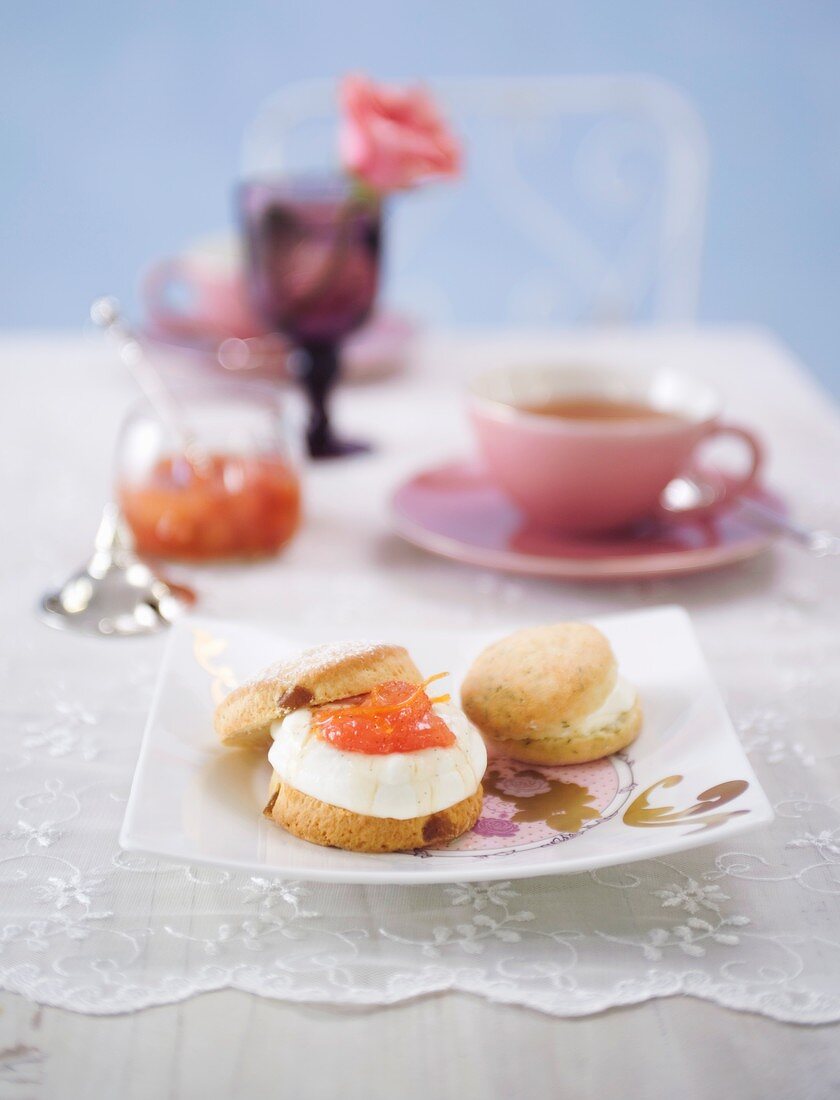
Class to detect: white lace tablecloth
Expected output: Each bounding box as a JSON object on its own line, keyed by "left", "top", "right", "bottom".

{"left": 2, "top": 328, "right": 839, "bottom": 1020}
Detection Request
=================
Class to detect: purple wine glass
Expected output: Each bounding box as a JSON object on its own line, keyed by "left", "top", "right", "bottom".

{"left": 239, "top": 176, "right": 381, "bottom": 458}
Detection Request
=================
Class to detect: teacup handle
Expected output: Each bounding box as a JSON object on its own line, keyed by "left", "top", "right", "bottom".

{"left": 659, "top": 422, "right": 764, "bottom": 520}
{"left": 142, "top": 258, "right": 197, "bottom": 335}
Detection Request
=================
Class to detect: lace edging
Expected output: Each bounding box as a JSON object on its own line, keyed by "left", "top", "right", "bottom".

{"left": 2, "top": 969, "right": 838, "bottom": 1024}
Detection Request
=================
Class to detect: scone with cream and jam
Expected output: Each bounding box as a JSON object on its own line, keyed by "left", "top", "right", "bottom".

{"left": 461, "top": 623, "right": 641, "bottom": 765}
{"left": 214, "top": 642, "right": 486, "bottom": 853}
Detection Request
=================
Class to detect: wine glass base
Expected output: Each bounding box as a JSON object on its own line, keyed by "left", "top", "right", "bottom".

{"left": 307, "top": 431, "right": 372, "bottom": 460}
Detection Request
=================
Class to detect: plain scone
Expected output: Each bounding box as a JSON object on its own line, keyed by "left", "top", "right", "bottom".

{"left": 460, "top": 622, "right": 642, "bottom": 764}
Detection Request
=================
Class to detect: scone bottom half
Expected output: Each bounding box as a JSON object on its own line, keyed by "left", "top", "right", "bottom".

{"left": 264, "top": 777, "right": 484, "bottom": 854}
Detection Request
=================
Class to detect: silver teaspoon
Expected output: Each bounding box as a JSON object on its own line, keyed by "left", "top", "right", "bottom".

{"left": 661, "top": 474, "right": 840, "bottom": 556}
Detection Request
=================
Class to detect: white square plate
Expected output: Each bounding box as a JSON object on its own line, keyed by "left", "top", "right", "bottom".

{"left": 121, "top": 606, "right": 772, "bottom": 884}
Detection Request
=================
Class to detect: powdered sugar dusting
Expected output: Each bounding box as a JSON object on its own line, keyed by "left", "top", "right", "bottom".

{"left": 244, "top": 641, "right": 394, "bottom": 687}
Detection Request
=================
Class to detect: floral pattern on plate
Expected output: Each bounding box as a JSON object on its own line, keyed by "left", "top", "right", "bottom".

{"left": 428, "top": 755, "right": 633, "bottom": 856}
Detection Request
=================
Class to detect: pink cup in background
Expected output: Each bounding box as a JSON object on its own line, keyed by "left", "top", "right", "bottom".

{"left": 142, "top": 239, "right": 262, "bottom": 342}
{"left": 468, "top": 365, "right": 763, "bottom": 535}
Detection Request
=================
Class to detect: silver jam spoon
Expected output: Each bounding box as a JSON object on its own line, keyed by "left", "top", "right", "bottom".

{"left": 91, "top": 296, "right": 209, "bottom": 470}
{"left": 661, "top": 475, "right": 840, "bottom": 556}
{"left": 39, "top": 300, "right": 197, "bottom": 637}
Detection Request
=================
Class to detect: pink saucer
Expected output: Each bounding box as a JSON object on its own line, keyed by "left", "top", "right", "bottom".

{"left": 140, "top": 312, "right": 416, "bottom": 386}
{"left": 391, "top": 461, "right": 785, "bottom": 580}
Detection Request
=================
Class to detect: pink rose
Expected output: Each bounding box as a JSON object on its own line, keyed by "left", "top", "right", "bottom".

{"left": 339, "top": 74, "right": 461, "bottom": 193}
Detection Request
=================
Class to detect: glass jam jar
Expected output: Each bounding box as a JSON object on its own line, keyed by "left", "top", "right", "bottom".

{"left": 117, "top": 383, "right": 302, "bottom": 562}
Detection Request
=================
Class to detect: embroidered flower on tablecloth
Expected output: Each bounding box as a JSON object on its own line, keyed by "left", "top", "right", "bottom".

{"left": 445, "top": 881, "right": 520, "bottom": 909}
{"left": 32, "top": 874, "right": 103, "bottom": 910}
{"left": 639, "top": 914, "right": 749, "bottom": 961}
{"left": 22, "top": 727, "right": 99, "bottom": 761}
{"left": 472, "top": 816, "right": 518, "bottom": 838}
{"left": 787, "top": 830, "right": 840, "bottom": 858}
{"left": 643, "top": 923, "right": 711, "bottom": 960}
{"left": 23, "top": 700, "right": 99, "bottom": 761}
{"left": 3, "top": 820, "right": 61, "bottom": 848}
{"left": 741, "top": 733, "right": 816, "bottom": 768}
{"left": 736, "top": 706, "right": 815, "bottom": 767}
{"left": 654, "top": 879, "right": 729, "bottom": 915}
{"left": 2, "top": 908, "right": 114, "bottom": 953}
{"left": 240, "top": 877, "right": 318, "bottom": 918}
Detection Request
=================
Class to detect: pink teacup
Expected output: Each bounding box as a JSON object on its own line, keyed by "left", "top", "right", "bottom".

{"left": 142, "top": 237, "right": 262, "bottom": 341}
{"left": 468, "top": 365, "right": 763, "bottom": 535}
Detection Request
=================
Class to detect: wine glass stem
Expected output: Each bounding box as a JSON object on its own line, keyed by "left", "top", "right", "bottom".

{"left": 299, "top": 341, "right": 340, "bottom": 456}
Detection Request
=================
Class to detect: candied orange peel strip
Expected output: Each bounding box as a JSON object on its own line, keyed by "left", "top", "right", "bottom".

{"left": 314, "top": 672, "right": 450, "bottom": 725}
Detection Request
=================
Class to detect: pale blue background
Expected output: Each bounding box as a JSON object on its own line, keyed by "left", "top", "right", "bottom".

{"left": 2, "top": 0, "right": 839, "bottom": 393}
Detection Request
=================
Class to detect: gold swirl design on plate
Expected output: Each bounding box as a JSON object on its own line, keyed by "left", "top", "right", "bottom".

{"left": 193, "top": 629, "right": 238, "bottom": 704}
{"left": 483, "top": 766, "right": 601, "bottom": 834}
{"left": 623, "top": 775, "right": 750, "bottom": 832}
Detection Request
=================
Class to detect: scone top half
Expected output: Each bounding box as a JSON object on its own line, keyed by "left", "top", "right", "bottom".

{"left": 461, "top": 622, "right": 641, "bottom": 765}
{"left": 214, "top": 641, "right": 424, "bottom": 751}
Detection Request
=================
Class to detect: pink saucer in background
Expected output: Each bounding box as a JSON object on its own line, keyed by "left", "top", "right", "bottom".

{"left": 140, "top": 311, "right": 416, "bottom": 386}
{"left": 391, "top": 460, "right": 785, "bottom": 580}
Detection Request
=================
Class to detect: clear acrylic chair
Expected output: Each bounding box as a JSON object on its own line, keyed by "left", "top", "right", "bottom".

{"left": 242, "top": 76, "right": 708, "bottom": 327}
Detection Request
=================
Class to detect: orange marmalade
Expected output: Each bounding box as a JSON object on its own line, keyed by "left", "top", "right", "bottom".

{"left": 119, "top": 452, "right": 301, "bottom": 561}
{"left": 314, "top": 676, "right": 456, "bottom": 754}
